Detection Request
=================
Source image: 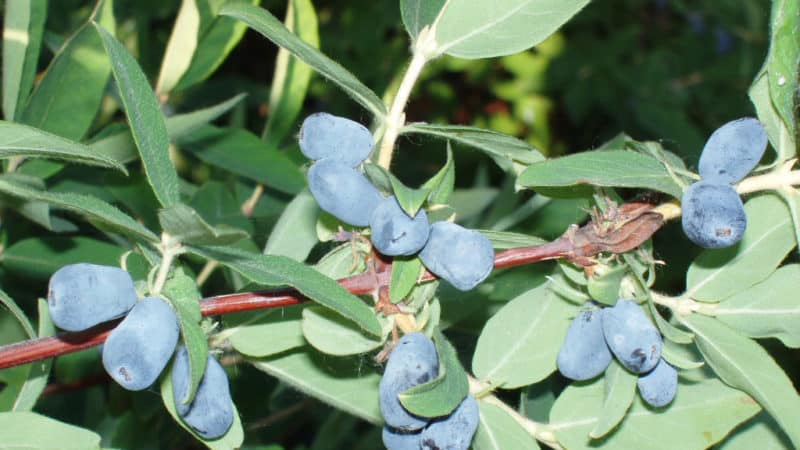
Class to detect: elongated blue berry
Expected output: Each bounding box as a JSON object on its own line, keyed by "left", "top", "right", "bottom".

{"left": 382, "top": 426, "right": 421, "bottom": 450}
{"left": 299, "top": 113, "right": 373, "bottom": 167}
{"left": 370, "top": 196, "right": 430, "bottom": 256}
{"left": 419, "top": 395, "right": 479, "bottom": 450}
{"left": 48, "top": 263, "right": 138, "bottom": 331}
{"left": 102, "top": 297, "right": 180, "bottom": 391}
{"left": 308, "top": 159, "right": 383, "bottom": 226}
{"left": 379, "top": 333, "right": 439, "bottom": 431}
{"left": 418, "top": 222, "right": 494, "bottom": 291}
{"left": 172, "top": 346, "right": 234, "bottom": 439}
{"left": 557, "top": 307, "right": 613, "bottom": 380}
{"left": 602, "top": 300, "right": 662, "bottom": 374}
{"left": 637, "top": 358, "right": 678, "bottom": 407}
{"left": 698, "top": 117, "right": 767, "bottom": 184}
{"left": 681, "top": 180, "right": 746, "bottom": 248}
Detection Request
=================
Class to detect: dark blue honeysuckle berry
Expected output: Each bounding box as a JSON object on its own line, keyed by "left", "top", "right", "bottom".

{"left": 698, "top": 117, "right": 767, "bottom": 185}
{"left": 172, "top": 346, "right": 235, "bottom": 439}
{"left": 418, "top": 222, "right": 494, "bottom": 291}
{"left": 419, "top": 394, "right": 480, "bottom": 450}
{"left": 370, "top": 195, "right": 430, "bottom": 256}
{"left": 382, "top": 426, "right": 422, "bottom": 450}
{"left": 307, "top": 159, "right": 383, "bottom": 227}
{"left": 557, "top": 306, "right": 613, "bottom": 381}
{"left": 299, "top": 112, "right": 374, "bottom": 167}
{"left": 602, "top": 299, "right": 662, "bottom": 374}
{"left": 681, "top": 180, "right": 746, "bottom": 249}
{"left": 379, "top": 333, "right": 439, "bottom": 431}
{"left": 637, "top": 358, "right": 678, "bottom": 407}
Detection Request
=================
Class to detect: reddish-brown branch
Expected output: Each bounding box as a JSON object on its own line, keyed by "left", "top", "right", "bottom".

{"left": 0, "top": 205, "right": 662, "bottom": 371}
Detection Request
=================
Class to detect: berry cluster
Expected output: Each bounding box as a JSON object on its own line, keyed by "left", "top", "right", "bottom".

{"left": 681, "top": 118, "right": 767, "bottom": 248}
{"left": 47, "top": 263, "right": 233, "bottom": 439}
{"left": 557, "top": 299, "right": 677, "bottom": 407}
{"left": 300, "top": 113, "right": 494, "bottom": 291}
{"left": 379, "top": 333, "right": 479, "bottom": 450}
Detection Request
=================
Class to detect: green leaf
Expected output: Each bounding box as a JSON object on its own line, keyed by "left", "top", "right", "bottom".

{"left": 0, "top": 289, "right": 35, "bottom": 339}
{"left": 399, "top": 328, "right": 469, "bottom": 418}
{"left": 472, "top": 281, "right": 578, "bottom": 388}
{"left": 174, "top": 0, "right": 261, "bottom": 92}
{"left": 0, "top": 121, "right": 126, "bottom": 172}
{"left": 587, "top": 264, "right": 628, "bottom": 306}
{"left": 400, "top": 0, "right": 445, "bottom": 41}
{"left": 403, "top": 123, "right": 543, "bottom": 171}
{"left": 713, "top": 264, "right": 800, "bottom": 347}
{"left": 0, "top": 412, "right": 101, "bottom": 449}
{"left": 186, "top": 245, "right": 382, "bottom": 336}
{"left": 162, "top": 268, "right": 207, "bottom": 405}
{"left": 219, "top": 2, "right": 386, "bottom": 118}
{"left": 661, "top": 339, "right": 704, "bottom": 370}
{"left": 11, "top": 299, "right": 55, "bottom": 412}
{"left": 420, "top": 0, "right": 591, "bottom": 59}
{"left": 250, "top": 347, "right": 382, "bottom": 424}
{"left": 389, "top": 257, "right": 423, "bottom": 303}
{"left": 94, "top": 23, "right": 180, "bottom": 207}
{"left": 262, "top": 0, "right": 318, "bottom": 147}
{"left": 0, "top": 175, "right": 159, "bottom": 242}
{"left": 166, "top": 93, "right": 247, "bottom": 141}
{"left": 224, "top": 305, "right": 306, "bottom": 358}
{"left": 764, "top": 0, "right": 799, "bottom": 148}
{"left": 20, "top": 0, "right": 113, "bottom": 141}
{"left": 422, "top": 143, "right": 455, "bottom": 204}
{"left": 473, "top": 402, "right": 541, "bottom": 450}
{"left": 549, "top": 378, "right": 760, "bottom": 450}
{"left": 748, "top": 69, "right": 792, "bottom": 160}
{"left": 686, "top": 194, "right": 795, "bottom": 302}
{"left": 160, "top": 363, "right": 244, "bottom": 450}
{"left": 719, "top": 413, "right": 793, "bottom": 450}
{"left": 178, "top": 125, "right": 305, "bottom": 195}
{"left": 263, "top": 189, "right": 320, "bottom": 261}
{"left": 518, "top": 150, "right": 683, "bottom": 198}
{"left": 314, "top": 241, "right": 370, "bottom": 280}
{"left": 477, "top": 229, "right": 546, "bottom": 250}
{"left": 684, "top": 314, "right": 800, "bottom": 448}
{"left": 589, "top": 359, "right": 637, "bottom": 439}
{"left": 301, "top": 306, "right": 386, "bottom": 356}
{"left": 2, "top": 0, "right": 46, "bottom": 121}
{"left": 156, "top": 0, "right": 203, "bottom": 95}
{"left": 388, "top": 175, "right": 430, "bottom": 218}
{"left": 159, "top": 203, "right": 248, "bottom": 246}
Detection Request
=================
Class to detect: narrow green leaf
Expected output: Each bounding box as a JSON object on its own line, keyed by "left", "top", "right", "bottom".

{"left": 224, "top": 305, "right": 305, "bottom": 358}
{"left": 422, "top": 143, "right": 455, "bottom": 204}
{"left": 219, "top": 2, "right": 386, "bottom": 118}
{"left": 0, "top": 175, "right": 159, "bottom": 242}
{"left": 162, "top": 268, "right": 207, "bottom": 405}
{"left": 719, "top": 413, "right": 793, "bottom": 450}
{"left": 94, "top": 23, "right": 180, "bottom": 207}
{"left": 764, "top": 0, "right": 799, "bottom": 146}
{"left": 518, "top": 150, "right": 683, "bottom": 198}
{"left": 423, "top": 0, "right": 591, "bottom": 59}
{"left": 389, "top": 257, "right": 423, "bottom": 303}
{"left": 587, "top": 265, "right": 628, "bottom": 306}
{"left": 262, "top": 0, "right": 318, "bottom": 147}
{"left": 714, "top": 264, "right": 800, "bottom": 347}
{"left": 0, "top": 121, "right": 126, "bottom": 172}
{"left": 403, "top": 123, "right": 543, "bottom": 170}
{"left": 263, "top": 189, "right": 320, "bottom": 260}
{"left": 661, "top": 339, "right": 704, "bottom": 370}
{"left": 589, "top": 360, "right": 637, "bottom": 439}
{"left": 186, "top": 245, "right": 382, "bottom": 336}
{"left": 0, "top": 289, "right": 35, "bottom": 339}
{"left": 178, "top": 125, "right": 305, "bottom": 195}
{"left": 167, "top": 94, "right": 247, "bottom": 141}
{"left": 472, "top": 280, "right": 578, "bottom": 388}
{"left": 301, "top": 306, "right": 385, "bottom": 356}
{"left": 0, "top": 412, "right": 101, "bottom": 449}
{"left": 2, "top": 0, "right": 47, "bottom": 121}
{"left": 400, "top": 0, "right": 446, "bottom": 41}
{"left": 156, "top": 0, "right": 202, "bottom": 95}
{"left": 20, "top": 0, "right": 113, "bottom": 141}
{"left": 686, "top": 195, "right": 795, "bottom": 302}
{"left": 550, "top": 378, "right": 760, "bottom": 450}
{"left": 477, "top": 229, "right": 546, "bottom": 250}
{"left": 399, "top": 328, "right": 469, "bottom": 418}
{"left": 684, "top": 314, "right": 800, "bottom": 448}
{"left": 250, "top": 348, "right": 382, "bottom": 424}
{"left": 158, "top": 203, "right": 248, "bottom": 246}
{"left": 749, "top": 69, "right": 790, "bottom": 159}
{"left": 12, "top": 299, "right": 55, "bottom": 412}
{"left": 473, "top": 402, "right": 541, "bottom": 450}
{"left": 389, "top": 176, "right": 430, "bottom": 218}
{"left": 160, "top": 363, "right": 244, "bottom": 450}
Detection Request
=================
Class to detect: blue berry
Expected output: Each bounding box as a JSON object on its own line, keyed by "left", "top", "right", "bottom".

{"left": 299, "top": 113, "right": 374, "bottom": 167}
{"left": 102, "top": 297, "right": 180, "bottom": 391}
{"left": 602, "top": 300, "right": 662, "bottom": 374}
{"left": 382, "top": 426, "right": 421, "bottom": 450}
{"left": 172, "top": 346, "right": 234, "bottom": 439}
{"left": 307, "top": 159, "right": 383, "bottom": 226}
{"left": 557, "top": 307, "right": 613, "bottom": 381}
{"left": 698, "top": 117, "right": 767, "bottom": 184}
{"left": 47, "top": 263, "right": 138, "bottom": 332}
{"left": 681, "top": 180, "right": 746, "bottom": 248}
{"left": 418, "top": 222, "right": 494, "bottom": 291}
{"left": 379, "top": 333, "right": 439, "bottom": 431}
{"left": 419, "top": 395, "right": 479, "bottom": 450}
{"left": 370, "top": 196, "right": 430, "bottom": 256}
{"left": 637, "top": 358, "right": 677, "bottom": 407}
